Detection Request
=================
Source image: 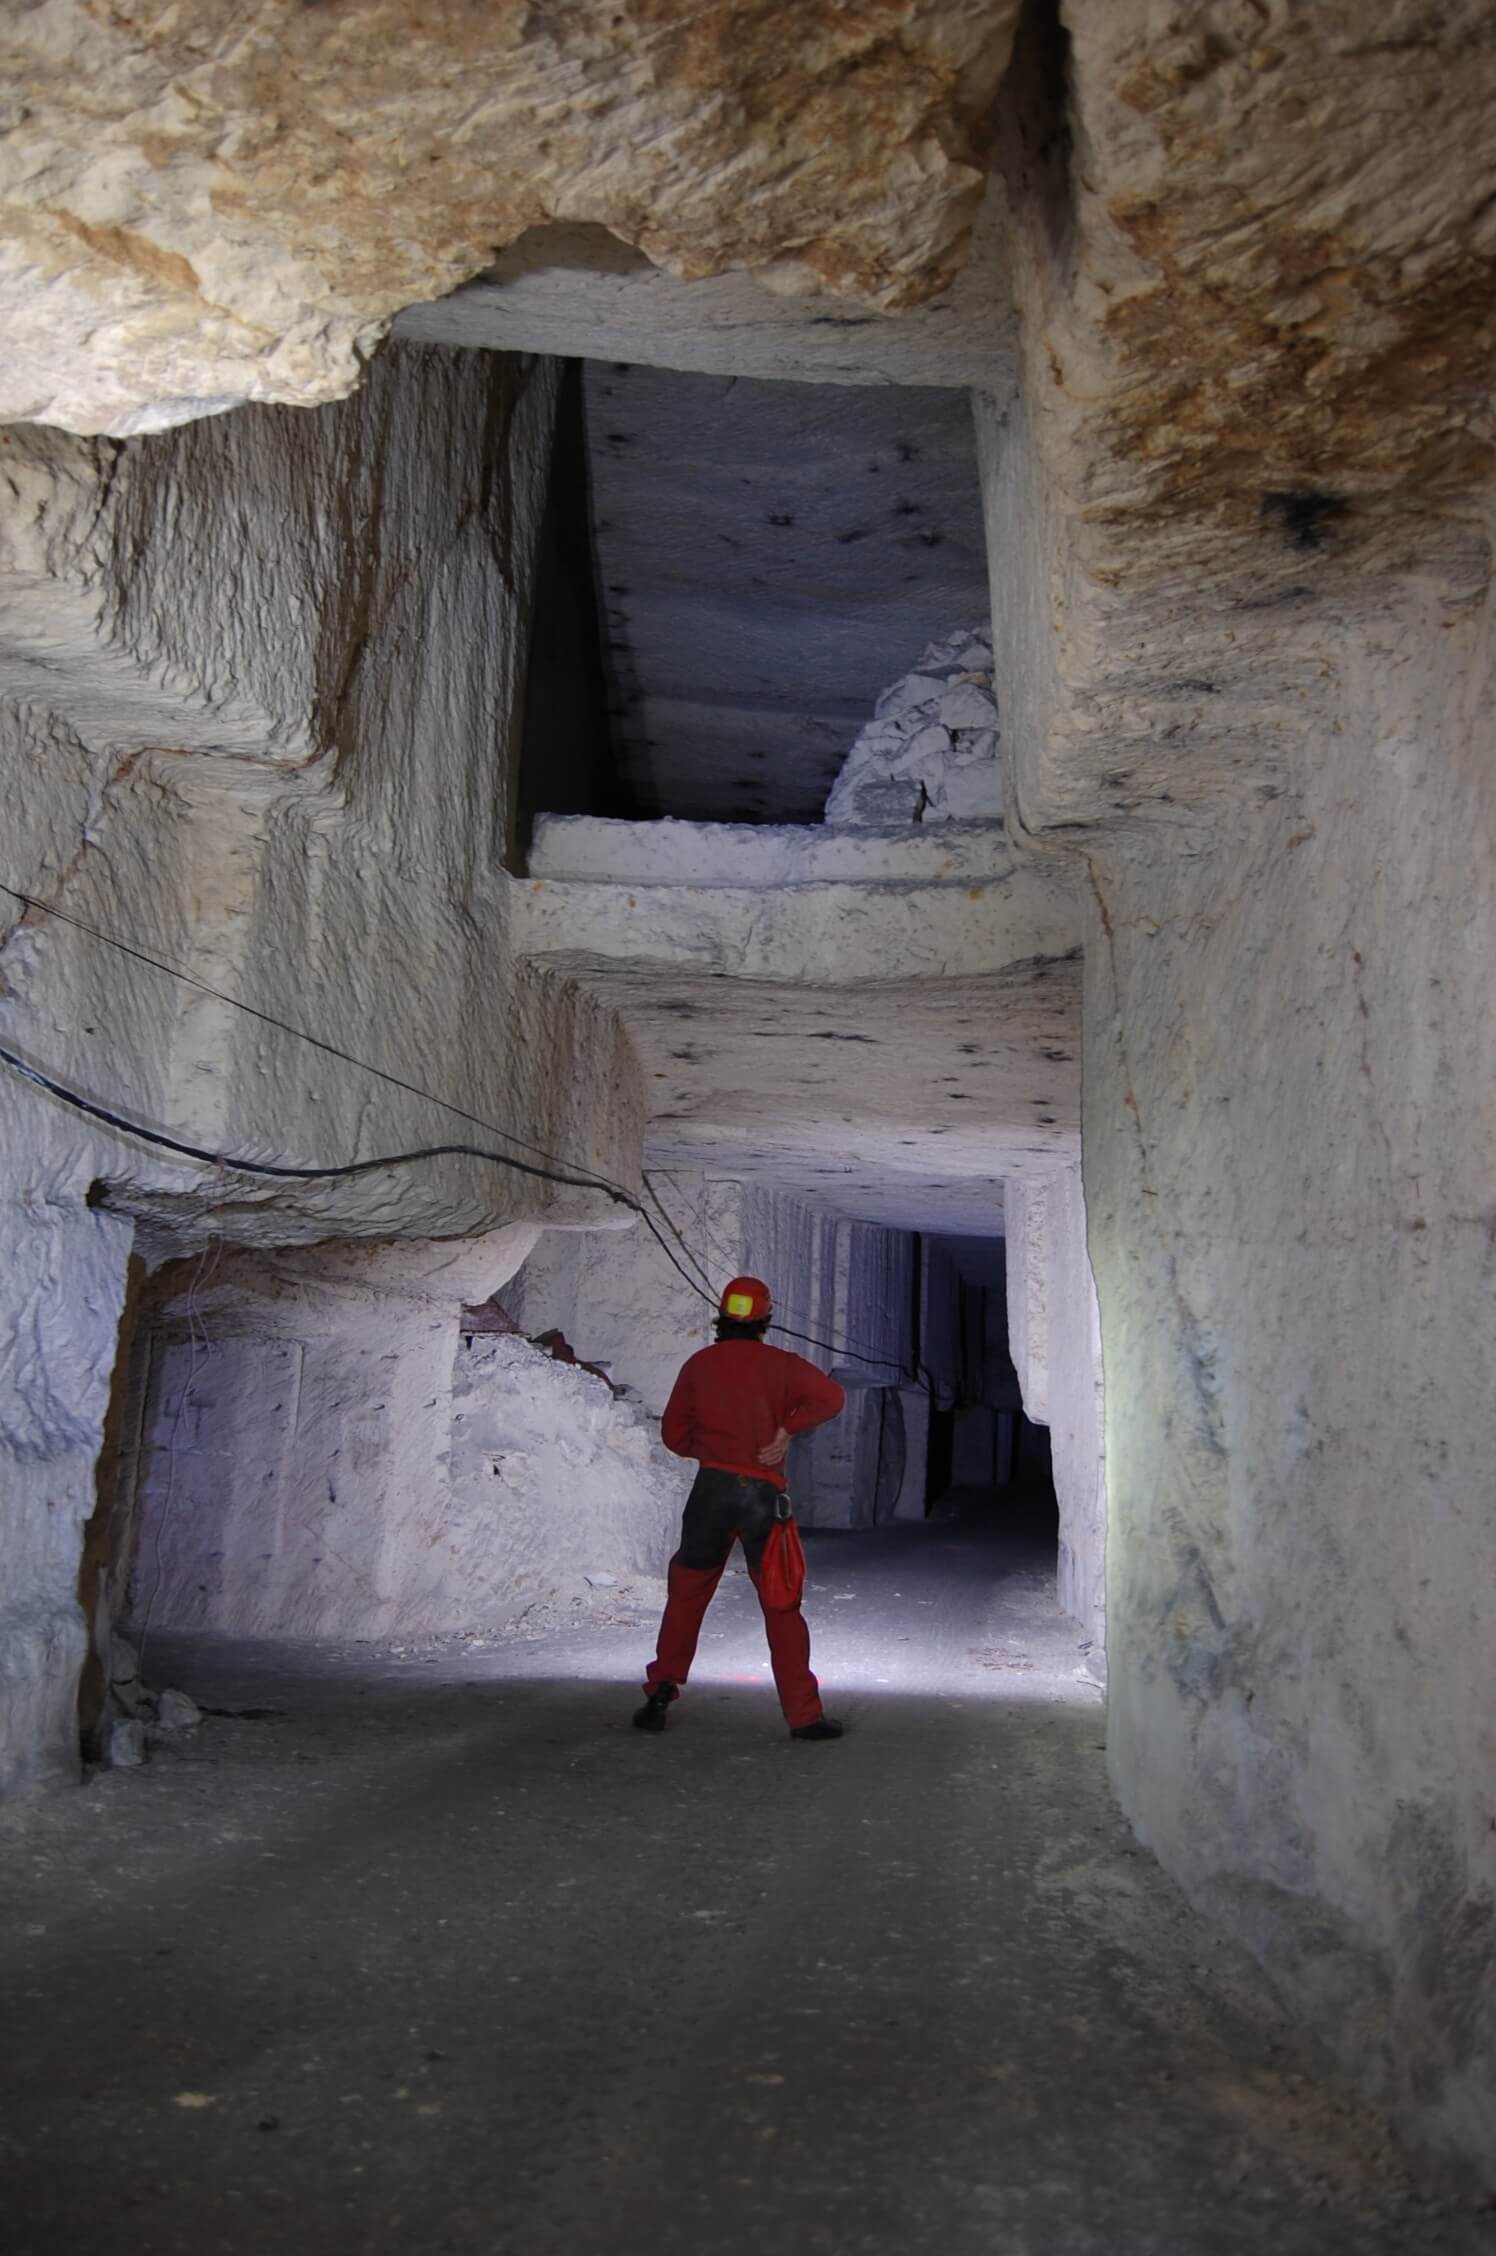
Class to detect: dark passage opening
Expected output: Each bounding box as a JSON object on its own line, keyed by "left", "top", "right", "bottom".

{"left": 511, "top": 360, "right": 618, "bottom": 867}
{"left": 512, "top": 357, "right": 990, "bottom": 834}
{"left": 921, "top": 1233, "right": 1058, "bottom": 1557}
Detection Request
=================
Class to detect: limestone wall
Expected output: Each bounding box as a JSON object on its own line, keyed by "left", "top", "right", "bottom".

{"left": 983, "top": 448, "right": 1496, "bottom": 2161}
{"left": 1081, "top": 581, "right": 1496, "bottom": 2164}
{"left": 120, "top": 1235, "right": 685, "bottom": 1640}
{"left": 974, "top": 3, "right": 1496, "bottom": 2150}
{"left": 0, "top": 344, "right": 645, "bottom": 1791}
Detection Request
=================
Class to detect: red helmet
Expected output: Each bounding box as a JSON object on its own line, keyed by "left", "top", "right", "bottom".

{"left": 718, "top": 1275, "right": 773, "bottom": 1323}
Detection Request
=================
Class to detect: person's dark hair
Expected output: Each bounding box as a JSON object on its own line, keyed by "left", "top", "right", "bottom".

{"left": 714, "top": 1315, "right": 770, "bottom": 1343}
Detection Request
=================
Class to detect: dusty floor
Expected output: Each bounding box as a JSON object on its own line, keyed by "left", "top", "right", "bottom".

{"left": 2, "top": 1499, "right": 1490, "bottom": 2254}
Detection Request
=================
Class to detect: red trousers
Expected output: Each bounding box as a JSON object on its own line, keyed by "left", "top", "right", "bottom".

{"left": 645, "top": 1470, "right": 822, "bottom": 1729}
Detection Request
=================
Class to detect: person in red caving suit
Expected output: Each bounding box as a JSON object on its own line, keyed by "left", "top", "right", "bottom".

{"left": 634, "top": 1276, "right": 847, "bottom": 1741}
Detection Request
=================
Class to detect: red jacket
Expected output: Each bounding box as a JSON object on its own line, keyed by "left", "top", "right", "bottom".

{"left": 660, "top": 1340, "right": 845, "bottom": 1491}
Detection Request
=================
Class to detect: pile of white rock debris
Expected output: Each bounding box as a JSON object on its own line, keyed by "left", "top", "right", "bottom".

{"left": 823, "top": 628, "right": 1001, "bottom": 828}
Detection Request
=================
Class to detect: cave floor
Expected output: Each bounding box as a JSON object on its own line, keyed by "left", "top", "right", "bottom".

{"left": 2, "top": 1503, "right": 1489, "bottom": 2255}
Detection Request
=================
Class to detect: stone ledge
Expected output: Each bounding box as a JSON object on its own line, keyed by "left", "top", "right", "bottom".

{"left": 527, "top": 813, "right": 1012, "bottom": 891}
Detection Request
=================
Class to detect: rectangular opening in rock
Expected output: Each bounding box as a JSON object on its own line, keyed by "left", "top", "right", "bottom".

{"left": 516, "top": 361, "right": 994, "bottom": 831}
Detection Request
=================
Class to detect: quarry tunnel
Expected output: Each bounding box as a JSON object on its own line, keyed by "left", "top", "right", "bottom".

{"left": 1, "top": 5, "right": 1494, "bottom": 2249}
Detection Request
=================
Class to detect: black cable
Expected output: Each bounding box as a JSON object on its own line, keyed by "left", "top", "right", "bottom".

{"left": 634, "top": 1208, "right": 723, "bottom": 1311}
{"left": 0, "top": 882, "right": 634, "bottom": 1204}
{"left": 3, "top": 1033, "right": 926, "bottom": 1374}
{"left": 638, "top": 1167, "right": 717, "bottom": 1295}
{"left": 775, "top": 1319, "right": 937, "bottom": 1392}
{"left": 0, "top": 1041, "right": 641, "bottom": 1198}
{"left": 1, "top": 880, "right": 932, "bottom": 1371}
{"left": 8, "top": 1024, "right": 924, "bottom": 1381}
{"left": 1, "top": 1042, "right": 729, "bottom": 1339}
{"left": 644, "top": 1165, "right": 928, "bottom": 1385}
{"left": 0, "top": 877, "right": 731, "bottom": 1312}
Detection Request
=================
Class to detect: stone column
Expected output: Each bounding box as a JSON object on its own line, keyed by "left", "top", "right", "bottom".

{"left": 1005, "top": 1166, "right": 1106, "bottom": 1655}
{"left": 1083, "top": 581, "right": 1496, "bottom": 2149}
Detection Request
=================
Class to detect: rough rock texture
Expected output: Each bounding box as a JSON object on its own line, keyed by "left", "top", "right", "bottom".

{"left": 1077, "top": 596, "right": 1496, "bottom": 2169}
{"left": 120, "top": 1233, "right": 684, "bottom": 1639}
{"left": 0, "top": 1, "right": 1022, "bottom": 435}
{"left": 116, "top": 1171, "right": 932, "bottom": 1644}
{"left": 824, "top": 629, "right": 1002, "bottom": 826}
{"left": 1004, "top": 1165, "right": 1105, "bottom": 1661}
{"left": 978, "top": 0, "right": 1496, "bottom": 2173}
{"left": 1, "top": 347, "right": 641, "bottom": 1250}
{"left": 0, "top": 345, "right": 643, "bottom": 1792}
{"left": 0, "top": 1150, "right": 133, "bottom": 1794}
{"left": 152, "top": 1688, "right": 201, "bottom": 1732}
{"left": 518, "top": 820, "right": 1069, "bottom": 987}
{"left": 6, "top": 0, "right": 1494, "bottom": 2193}
{"left": 1050, "top": 2, "right": 1496, "bottom": 530}
{"left": 450, "top": 1336, "right": 684, "bottom": 1607}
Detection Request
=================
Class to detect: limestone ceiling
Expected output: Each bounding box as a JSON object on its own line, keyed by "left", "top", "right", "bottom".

{"left": 579, "top": 365, "right": 993, "bottom": 823}
{"left": 517, "top": 816, "right": 1082, "bottom": 1237}
{"left": 0, "top": 0, "right": 1020, "bottom": 435}
{"left": 393, "top": 196, "right": 1019, "bottom": 396}
{"left": 623, "top": 963, "right": 1076, "bottom": 1237}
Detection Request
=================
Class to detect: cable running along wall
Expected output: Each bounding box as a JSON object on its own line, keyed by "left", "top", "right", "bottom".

{"left": 0, "top": 881, "right": 921, "bottom": 1381}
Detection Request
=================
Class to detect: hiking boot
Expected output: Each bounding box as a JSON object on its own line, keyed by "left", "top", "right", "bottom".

{"left": 633, "top": 1683, "right": 678, "bottom": 1733}
{"left": 790, "top": 1717, "right": 844, "bottom": 1741}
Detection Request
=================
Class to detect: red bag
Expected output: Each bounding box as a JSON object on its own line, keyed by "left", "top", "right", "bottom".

{"left": 758, "top": 1505, "right": 806, "bottom": 1612}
